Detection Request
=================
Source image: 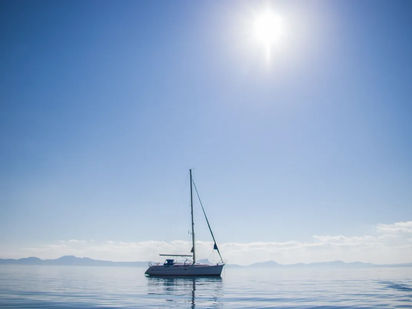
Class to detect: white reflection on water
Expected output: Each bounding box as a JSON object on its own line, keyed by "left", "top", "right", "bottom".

{"left": 146, "top": 277, "right": 223, "bottom": 308}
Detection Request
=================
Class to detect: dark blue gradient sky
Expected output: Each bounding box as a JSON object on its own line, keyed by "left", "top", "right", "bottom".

{"left": 1, "top": 0, "right": 411, "bottom": 249}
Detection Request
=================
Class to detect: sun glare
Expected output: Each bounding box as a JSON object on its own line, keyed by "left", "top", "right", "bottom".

{"left": 252, "top": 8, "right": 285, "bottom": 62}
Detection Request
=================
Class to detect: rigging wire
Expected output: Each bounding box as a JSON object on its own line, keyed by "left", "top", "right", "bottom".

{"left": 192, "top": 179, "right": 224, "bottom": 264}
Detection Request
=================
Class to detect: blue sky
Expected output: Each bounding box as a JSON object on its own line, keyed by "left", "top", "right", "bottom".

{"left": 1, "top": 0, "right": 411, "bottom": 262}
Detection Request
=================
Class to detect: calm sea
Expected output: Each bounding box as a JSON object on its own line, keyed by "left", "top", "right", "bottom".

{"left": 0, "top": 265, "right": 411, "bottom": 308}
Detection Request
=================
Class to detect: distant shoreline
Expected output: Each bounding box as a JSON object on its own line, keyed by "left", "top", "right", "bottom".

{"left": 1, "top": 255, "right": 411, "bottom": 268}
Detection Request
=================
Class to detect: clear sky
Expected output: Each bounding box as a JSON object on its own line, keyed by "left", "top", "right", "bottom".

{"left": 1, "top": 0, "right": 411, "bottom": 263}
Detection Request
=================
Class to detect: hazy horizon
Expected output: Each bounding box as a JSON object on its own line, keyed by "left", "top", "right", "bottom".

{"left": 2, "top": 220, "right": 411, "bottom": 265}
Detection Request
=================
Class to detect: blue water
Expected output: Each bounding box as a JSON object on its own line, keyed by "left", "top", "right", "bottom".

{"left": 0, "top": 265, "right": 411, "bottom": 308}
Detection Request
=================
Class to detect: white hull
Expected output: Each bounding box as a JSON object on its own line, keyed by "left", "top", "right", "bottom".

{"left": 145, "top": 264, "right": 224, "bottom": 277}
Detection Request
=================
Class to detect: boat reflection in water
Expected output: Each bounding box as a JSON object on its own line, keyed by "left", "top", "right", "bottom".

{"left": 146, "top": 276, "right": 223, "bottom": 308}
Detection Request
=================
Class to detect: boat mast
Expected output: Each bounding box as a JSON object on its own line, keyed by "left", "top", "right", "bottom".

{"left": 190, "top": 169, "right": 196, "bottom": 264}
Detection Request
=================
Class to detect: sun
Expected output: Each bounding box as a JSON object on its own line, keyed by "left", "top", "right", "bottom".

{"left": 252, "top": 8, "right": 285, "bottom": 61}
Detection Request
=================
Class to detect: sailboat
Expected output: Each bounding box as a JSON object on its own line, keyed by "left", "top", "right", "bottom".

{"left": 145, "top": 169, "right": 225, "bottom": 276}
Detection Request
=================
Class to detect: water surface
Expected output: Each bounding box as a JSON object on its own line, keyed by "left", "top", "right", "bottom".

{"left": 0, "top": 265, "right": 411, "bottom": 308}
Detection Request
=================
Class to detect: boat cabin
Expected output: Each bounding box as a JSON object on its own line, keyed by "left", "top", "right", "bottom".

{"left": 164, "top": 259, "right": 175, "bottom": 266}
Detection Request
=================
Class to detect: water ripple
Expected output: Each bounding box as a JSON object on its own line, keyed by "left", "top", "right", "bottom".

{"left": 1, "top": 266, "right": 412, "bottom": 308}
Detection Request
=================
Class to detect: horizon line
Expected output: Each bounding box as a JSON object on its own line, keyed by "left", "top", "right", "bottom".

{"left": 1, "top": 255, "right": 412, "bottom": 267}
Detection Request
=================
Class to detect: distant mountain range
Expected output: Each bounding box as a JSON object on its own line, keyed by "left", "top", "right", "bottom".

{"left": 228, "top": 260, "right": 412, "bottom": 268}
{"left": 0, "top": 256, "right": 411, "bottom": 268}
{"left": 0, "top": 256, "right": 147, "bottom": 267}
